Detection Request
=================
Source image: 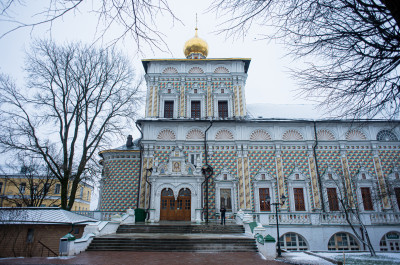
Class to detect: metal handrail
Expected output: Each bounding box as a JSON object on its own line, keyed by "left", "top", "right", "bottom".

{"left": 38, "top": 240, "right": 58, "bottom": 257}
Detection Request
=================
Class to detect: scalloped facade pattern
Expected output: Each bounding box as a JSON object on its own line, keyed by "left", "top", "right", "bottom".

{"left": 317, "top": 129, "right": 336, "bottom": 141}
{"left": 186, "top": 129, "right": 205, "bottom": 140}
{"left": 157, "top": 129, "right": 176, "bottom": 140}
{"left": 345, "top": 129, "right": 367, "bottom": 140}
{"left": 162, "top": 67, "right": 178, "bottom": 74}
{"left": 250, "top": 129, "right": 272, "bottom": 141}
{"left": 282, "top": 130, "right": 304, "bottom": 141}
{"left": 214, "top": 66, "right": 230, "bottom": 73}
{"left": 188, "top": 67, "right": 204, "bottom": 74}
{"left": 215, "top": 129, "right": 234, "bottom": 140}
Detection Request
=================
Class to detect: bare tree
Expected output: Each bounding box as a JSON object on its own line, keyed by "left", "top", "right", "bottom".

{"left": 0, "top": 154, "right": 58, "bottom": 207}
{"left": 210, "top": 0, "right": 400, "bottom": 120}
{"left": 0, "top": 39, "right": 142, "bottom": 210}
{"left": 0, "top": 0, "right": 180, "bottom": 52}
{"left": 321, "top": 170, "right": 376, "bottom": 256}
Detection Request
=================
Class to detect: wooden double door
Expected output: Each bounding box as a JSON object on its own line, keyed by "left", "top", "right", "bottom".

{"left": 160, "top": 188, "right": 191, "bottom": 221}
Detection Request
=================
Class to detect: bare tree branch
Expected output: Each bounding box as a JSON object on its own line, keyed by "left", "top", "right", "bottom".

{"left": 210, "top": 0, "right": 400, "bottom": 120}
{"left": 0, "top": 40, "right": 143, "bottom": 210}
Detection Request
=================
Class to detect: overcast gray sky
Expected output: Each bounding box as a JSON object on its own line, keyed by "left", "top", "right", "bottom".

{"left": 0, "top": 0, "right": 315, "bottom": 209}
{"left": 0, "top": 0, "right": 310, "bottom": 105}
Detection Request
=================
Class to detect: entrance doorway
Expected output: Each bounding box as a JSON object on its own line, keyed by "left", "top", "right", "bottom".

{"left": 160, "top": 188, "right": 191, "bottom": 221}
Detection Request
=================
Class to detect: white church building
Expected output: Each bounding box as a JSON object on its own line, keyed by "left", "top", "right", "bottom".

{"left": 99, "top": 28, "right": 400, "bottom": 252}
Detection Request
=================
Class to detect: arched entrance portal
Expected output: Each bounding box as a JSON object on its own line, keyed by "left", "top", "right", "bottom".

{"left": 160, "top": 188, "right": 191, "bottom": 221}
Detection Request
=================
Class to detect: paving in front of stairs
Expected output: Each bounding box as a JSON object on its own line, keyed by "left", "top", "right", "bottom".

{"left": 0, "top": 252, "right": 288, "bottom": 264}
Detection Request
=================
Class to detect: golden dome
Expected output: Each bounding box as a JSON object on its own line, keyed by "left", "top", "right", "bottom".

{"left": 183, "top": 28, "right": 208, "bottom": 58}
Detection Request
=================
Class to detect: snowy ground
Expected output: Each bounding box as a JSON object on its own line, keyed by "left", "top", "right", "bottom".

{"left": 279, "top": 252, "right": 400, "bottom": 265}
{"left": 317, "top": 252, "right": 400, "bottom": 265}
{"left": 279, "top": 252, "right": 333, "bottom": 265}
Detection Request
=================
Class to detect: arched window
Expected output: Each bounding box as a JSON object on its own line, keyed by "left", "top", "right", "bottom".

{"left": 328, "top": 232, "right": 360, "bottom": 250}
{"left": 279, "top": 233, "right": 308, "bottom": 251}
{"left": 161, "top": 188, "right": 174, "bottom": 197}
{"left": 380, "top": 232, "right": 400, "bottom": 252}
{"left": 377, "top": 130, "right": 398, "bottom": 141}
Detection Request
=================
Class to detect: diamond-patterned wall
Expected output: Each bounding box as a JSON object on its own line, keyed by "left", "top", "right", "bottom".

{"left": 101, "top": 158, "right": 140, "bottom": 211}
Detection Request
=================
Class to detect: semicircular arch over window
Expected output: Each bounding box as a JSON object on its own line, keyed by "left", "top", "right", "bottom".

{"left": 162, "top": 67, "right": 178, "bottom": 74}
{"left": 316, "top": 129, "right": 336, "bottom": 141}
{"left": 188, "top": 67, "right": 204, "bottom": 74}
{"left": 328, "top": 232, "right": 360, "bottom": 250}
{"left": 250, "top": 129, "right": 272, "bottom": 141}
{"left": 282, "top": 129, "right": 304, "bottom": 141}
{"left": 157, "top": 129, "right": 176, "bottom": 140}
{"left": 186, "top": 129, "right": 205, "bottom": 140}
{"left": 380, "top": 231, "right": 400, "bottom": 252}
{"left": 377, "top": 130, "right": 398, "bottom": 141}
{"left": 215, "top": 129, "right": 234, "bottom": 140}
{"left": 345, "top": 129, "right": 367, "bottom": 140}
{"left": 214, "top": 66, "right": 229, "bottom": 73}
{"left": 279, "top": 232, "right": 309, "bottom": 251}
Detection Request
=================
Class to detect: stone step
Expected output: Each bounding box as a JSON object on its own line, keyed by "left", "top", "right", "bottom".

{"left": 116, "top": 225, "right": 244, "bottom": 234}
{"left": 87, "top": 237, "right": 257, "bottom": 252}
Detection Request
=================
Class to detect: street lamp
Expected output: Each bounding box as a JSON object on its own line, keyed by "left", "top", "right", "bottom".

{"left": 266, "top": 194, "right": 287, "bottom": 257}
{"left": 201, "top": 164, "right": 213, "bottom": 224}
{"left": 145, "top": 167, "right": 153, "bottom": 220}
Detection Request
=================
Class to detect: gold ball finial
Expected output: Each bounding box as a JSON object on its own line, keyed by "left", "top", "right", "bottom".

{"left": 183, "top": 22, "right": 208, "bottom": 58}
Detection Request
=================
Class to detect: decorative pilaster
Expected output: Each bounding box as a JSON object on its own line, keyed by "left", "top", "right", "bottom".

{"left": 275, "top": 146, "right": 287, "bottom": 210}
{"left": 207, "top": 77, "right": 212, "bottom": 117}
{"left": 237, "top": 147, "right": 245, "bottom": 209}
{"left": 307, "top": 148, "right": 321, "bottom": 210}
{"left": 152, "top": 79, "right": 159, "bottom": 117}
{"left": 180, "top": 80, "right": 185, "bottom": 117}
{"left": 238, "top": 85, "right": 244, "bottom": 117}
{"left": 340, "top": 147, "right": 354, "bottom": 208}
{"left": 234, "top": 85, "right": 239, "bottom": 117}
{"left": 372, "top": 146, "right": 391, "bottom": 209}
{"left": 147, "top": 86, "right": 153, "bottom": 117}
{"left": 243, "top": 146, "right": 251, "bottom": 209}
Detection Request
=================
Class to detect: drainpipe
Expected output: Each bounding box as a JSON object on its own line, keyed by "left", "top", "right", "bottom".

{"left": 135, "top": 122, "right": 144, "bottom": 209}
{"left": 145, "top": 167, "right": 153, "bottom": 220}
{"left": 201, "top": 120, "right": 213, "bottom": 223}
{"left": 313, "top": 121, "right": 325, "bottom": 212}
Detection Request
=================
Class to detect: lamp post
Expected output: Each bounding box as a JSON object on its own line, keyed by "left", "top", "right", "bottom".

{"left": 201, "top": 164, "right": 213, "bottom": 224}
{"left": 266, "top": 194, "right": 286, "bottom": 257}
{"left": 145, "top": 167, "right": 153, "bottom": 220}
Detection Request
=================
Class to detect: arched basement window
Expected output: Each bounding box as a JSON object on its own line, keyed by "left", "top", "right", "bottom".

{"left": 279, "top": 232, "right": 308, "bottom": 251}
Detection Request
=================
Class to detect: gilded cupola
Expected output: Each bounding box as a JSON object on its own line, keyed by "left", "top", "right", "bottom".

{"left": 183, "top": 28, "right": 208, "bottom": 59}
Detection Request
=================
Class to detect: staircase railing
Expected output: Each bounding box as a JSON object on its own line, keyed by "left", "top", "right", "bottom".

{"left": 38, "top": 240, "right": 58, "bottom": 257}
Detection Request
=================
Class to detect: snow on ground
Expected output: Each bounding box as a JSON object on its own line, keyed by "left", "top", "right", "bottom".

{"left": 280, "top": 252, "right": 333, "bottom": 265}
{"left": 316, "top": 252, "right": 400, "bottom": 265}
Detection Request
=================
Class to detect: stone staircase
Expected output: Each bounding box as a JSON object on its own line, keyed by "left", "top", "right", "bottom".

{"left": 87, "top": 224, "right": 257, "bottom": 252}
{"left": 116, "top": 224, "right": 245, "bottom": 234}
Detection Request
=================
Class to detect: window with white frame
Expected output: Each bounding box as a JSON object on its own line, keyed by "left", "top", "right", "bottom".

{"left": 287, "top": 164, "right": 310, "bottom": 212}
{"left": 215, "top": 167, "right": 238, "bottom": 213}
{"left": 279, "top": 233, "right": 309, "bottom": 251}
{"left": 355, "top": 167, "right": 378, "bottom": 211}
{"left": 213, "top": 83, "right": 233, "bottom": 118}
{"left": 159, "top": 83, "right": 179, "bottom": 118}
{"left": 186, "top": 83, "right": 206, "bottom": 118}
{"left": 321, "top": 165, "right": 343, "bottom": 212}
{"left": 252, "top": 167, "right": 276, "bottom": 212}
